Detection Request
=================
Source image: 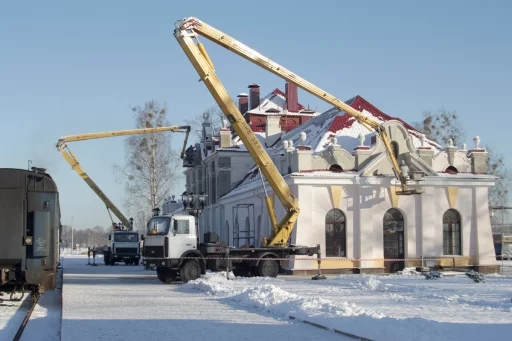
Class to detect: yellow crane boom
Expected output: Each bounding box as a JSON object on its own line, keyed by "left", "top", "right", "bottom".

{"left": 56, "top": 125, "right": 191, "bottom": 229}
{"left": 173, "top": 17, "right": 419, "bottom": 247}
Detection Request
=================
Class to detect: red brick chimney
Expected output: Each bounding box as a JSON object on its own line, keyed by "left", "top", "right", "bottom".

{"left": 285, "top": 81, "right": 298, "bottom": 112}
{"left": 248, "top": 83, "right": 260, "bottom": 110}
{"left": 237, "top": 93, "right": 249, "bottom": 114}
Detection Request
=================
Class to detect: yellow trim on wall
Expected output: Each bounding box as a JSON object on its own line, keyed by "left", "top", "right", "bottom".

{"left": 300, "top": 260, "right": 356, "bottom": 269}
{"left": 330, "top": 186, "right": 343, "bottom": 209}
{"left": 446, "top": 187, "right": 458, "bottom": 209}
{"left": 388, "top": 186, "right": 399, "bottom": 208}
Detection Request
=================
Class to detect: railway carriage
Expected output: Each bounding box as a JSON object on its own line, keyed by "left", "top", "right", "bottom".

{"left": 0, "top": 167, "right": 61, "bottom": 297}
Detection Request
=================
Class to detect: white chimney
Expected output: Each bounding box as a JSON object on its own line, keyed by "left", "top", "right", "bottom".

{"left": 265, "top": 115, "right": 281, "bottom": 147}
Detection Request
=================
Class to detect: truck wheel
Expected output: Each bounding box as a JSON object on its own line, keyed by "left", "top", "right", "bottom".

{"left": 258, "top": 259, "right": 279, "bottom": 278}
{"left": 157, "top": 267, "right": 177, "bottom": 284}
{"left": 180, "top": 260, "right": 201, "bottom": 283}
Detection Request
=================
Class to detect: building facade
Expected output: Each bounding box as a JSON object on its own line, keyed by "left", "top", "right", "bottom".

{"left": 174, "top": 82, "right": 499, "bottom": 274}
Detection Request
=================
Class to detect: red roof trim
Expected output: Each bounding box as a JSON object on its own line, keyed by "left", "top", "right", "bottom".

{"left": 326, "top": 96, "right": 441, "bottom": 149}
{"left": 328, "top": 96, "right": 417, "bottom": 134}
{"left": 271, "top": 88, "right": 306, "bottom": 111}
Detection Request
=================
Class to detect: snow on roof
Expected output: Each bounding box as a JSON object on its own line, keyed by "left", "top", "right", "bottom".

{"left": 223, "top": 95, "right": 448, "bottom": 196}
{"left": 275, "top": 95, "right": 442, "bottom": 154}
{"left": 245, "top": 89, "right": 321, "bottom": 117}
{"left": 232, "top": 132, "right": 268, "bottom": 151}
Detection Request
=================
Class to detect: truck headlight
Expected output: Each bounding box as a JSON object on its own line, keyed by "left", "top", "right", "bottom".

{"left": 24, "top": 236, "right": 33, "bottom": 245}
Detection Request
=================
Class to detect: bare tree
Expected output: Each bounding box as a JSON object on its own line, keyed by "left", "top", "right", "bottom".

{"left": 413, "top": 109, "right": 511, "bottom": 205}
{"left": 184, "top": 104, "right": 231, "bottom": 141}
{"left": 61, "top": 225, "right": 109, "bottom": 248}
{"left": 114, "top": 99, "right": 183, "bottom": 222}
{"left": 485, "top": 145, "right": 511, "bottom": 206}
{"left": 412, "top": 108, "right": 466, "bottom": 147}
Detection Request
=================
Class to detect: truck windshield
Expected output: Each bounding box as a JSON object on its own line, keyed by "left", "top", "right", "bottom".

{"left": 147, "top": 217, "right": 170, "bottom": 235}
{"left": 114, "top": 233, "right": 139, "bottom": 242}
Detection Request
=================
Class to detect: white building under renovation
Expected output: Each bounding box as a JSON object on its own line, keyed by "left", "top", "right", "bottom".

{"left": 165, "top": 82, "right": 499, "bottom": 274}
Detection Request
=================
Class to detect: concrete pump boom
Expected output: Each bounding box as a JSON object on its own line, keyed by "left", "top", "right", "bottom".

{"left": 173, "top": 17, "right": 420, "bottom": 247}
{"left": 57, "top": 125, "right": 191, "bottom": 229}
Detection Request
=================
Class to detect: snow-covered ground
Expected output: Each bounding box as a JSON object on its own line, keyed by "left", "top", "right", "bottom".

{"left": 0, "top": 291, "right": 30, "bottom": 340}
{"left": 60, "top": 255, "right": 352, "bottom": 341}
{"left": 2, "top": 255, "right": 511, "bottom": 341}
{"left": 0, "top": 267, "right": 62, "bottom": 341}
{"left": 182, "top": 268, "right": 512, "bottom": 341}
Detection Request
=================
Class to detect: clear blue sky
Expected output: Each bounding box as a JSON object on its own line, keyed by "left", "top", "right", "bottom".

{"left": 1, "top": 0, "right": 510, "bottom": 230}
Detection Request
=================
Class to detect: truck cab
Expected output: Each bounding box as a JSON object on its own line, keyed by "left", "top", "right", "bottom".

{"left": 143, "top": 214, "right": 207, "bottom": 283}
{"left": 104, "top": 229, "right": 141, "bottom": 266}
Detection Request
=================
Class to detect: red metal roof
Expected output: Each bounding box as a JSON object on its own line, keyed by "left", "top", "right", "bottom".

{"left": 328, "top": 95, "right": 416, "bottom": 133}
{"left": 271, "top": 88, "right": 306, "bottom": 111}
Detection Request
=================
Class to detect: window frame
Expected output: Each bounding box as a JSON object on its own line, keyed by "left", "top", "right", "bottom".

{"left": 443, "top": 209, "right": 462, "bottom": 255}
{"left": 325, "top": 208, "right": 347, "bottom": 257}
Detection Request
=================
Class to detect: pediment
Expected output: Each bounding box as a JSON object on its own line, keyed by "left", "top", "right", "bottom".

{"left": 360, "top": 151, "right": 438, "bottom": 177}
{"left": 405, "top": 152, "right": 438, "bottom": 176}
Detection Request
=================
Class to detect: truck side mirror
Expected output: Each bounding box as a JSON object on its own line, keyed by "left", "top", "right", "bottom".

{"left": 173, "top": 221, "right": 178, "bottom": 236}
{"left": 141, "top": 235, "right": 145, "bottom": 240}
{"left": 108, "top": 235, "right": 111, "bottom": 241}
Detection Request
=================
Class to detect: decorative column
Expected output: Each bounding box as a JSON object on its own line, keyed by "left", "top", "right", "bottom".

{"left": 469, "top": 136, "right": 488, "bottom": 174}
{"left": 294, "top": 132, "right": 313, "bottom": 172}
{"left": 219, "top": 119, "right": 232, "bottom": 148}
{"left": 417, "top": 134, "right": 435, "bottom": 167}
{"left": 352, "top": 133, "right": 372, "bottom": 169}
{"left": 446, "top": 138, "right": 458, "bottom": 166}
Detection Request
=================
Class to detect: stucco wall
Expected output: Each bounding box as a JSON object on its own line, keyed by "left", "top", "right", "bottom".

{"left": 275, "top": 179, "right": 496, "bottom": 271}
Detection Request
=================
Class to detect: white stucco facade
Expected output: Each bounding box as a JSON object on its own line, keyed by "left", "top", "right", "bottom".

{"left": 176, "top": 90, "right": 499, "bottom": 274}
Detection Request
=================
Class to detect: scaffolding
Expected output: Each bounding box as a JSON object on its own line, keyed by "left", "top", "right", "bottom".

{"left": 490, "top": 205, "right": 512, "bottom": 275}
{"left": 232, "top": 204, "right": 255, "bottom": 247}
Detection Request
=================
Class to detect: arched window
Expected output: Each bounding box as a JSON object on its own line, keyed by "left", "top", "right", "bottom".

{"left": 256, "top": 215, "right": 261, "bottom": 247}
{"left": 329, "top": 164, "right": 343, "bottom": 173}
{"left": 391, "top": 141, "right": 399, "bottom": 158}
{"left": 443, "top": 209, "right": 461, "bottom": 255}
{"left": 445, "top": 166, "right": 458, "bottom": 174}
{"left": 325, "top": 209, "right": 346, "bottom": 257}
{"left": 383, "top": 208, "right": 405, "bottom": 261}
{"left": 245, "top": 216, "right": 251, "bottom": 246}
{"left": 233, "top": 217, "right": 239, "bottom": 247}
{"left": 224, "top": 220, "right": 229, "bottom": 245}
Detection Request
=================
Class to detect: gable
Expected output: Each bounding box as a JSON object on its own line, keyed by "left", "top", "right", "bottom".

{"left": 360, "top": 150, "right": 438, "bottom": 177}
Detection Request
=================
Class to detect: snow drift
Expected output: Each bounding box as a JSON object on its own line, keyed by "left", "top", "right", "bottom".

{"left": 182, "top": 272, "right": 512, "bottom": 341}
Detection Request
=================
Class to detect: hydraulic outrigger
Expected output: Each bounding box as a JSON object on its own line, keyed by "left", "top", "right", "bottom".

{"left": 56, "top": 125, "right": 191, "bottom": 229}
{"left": 173, "top": 17, "right": 422, "bottom": 248}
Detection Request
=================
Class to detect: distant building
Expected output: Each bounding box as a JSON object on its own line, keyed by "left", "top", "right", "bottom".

{"left": 174, "top": 82, "right": 498, "bottom": 274}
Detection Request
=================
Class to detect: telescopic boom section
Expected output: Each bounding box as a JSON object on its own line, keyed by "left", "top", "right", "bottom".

{"left": 174, "top": 22, "right": 299, "bottom": 247}
{"left": 174, "top": 17, "right": 408, "bottom": 195}
{"left": 56, "top": 125, "right": 191, "bottom": 229}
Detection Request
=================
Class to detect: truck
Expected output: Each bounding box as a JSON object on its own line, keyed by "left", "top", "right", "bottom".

{"left": 103, "top": 226, "right": 141, "bottom": 266}
{"left": 143, "top": 212, "right": 317, "bottom": 283}
{"left": 142, "top": 17, "right": 423, "bottom": 283}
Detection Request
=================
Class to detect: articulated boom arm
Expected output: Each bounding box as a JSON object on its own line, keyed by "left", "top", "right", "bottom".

{"left": 174, "top": 17, "right": 413, "bottom": 247}
{"left": 57, "top": 125, "right": 191, "bottom": 229}
{"left": 174, "top": 21, "right": 299, "bottom": 247}
{"left": 174, "top": 18, "right": 409, "bottom": 189}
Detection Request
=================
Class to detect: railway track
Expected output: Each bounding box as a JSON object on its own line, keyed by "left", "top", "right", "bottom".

{"left": 11, "top": 292, "right": 40, "bottom": 341}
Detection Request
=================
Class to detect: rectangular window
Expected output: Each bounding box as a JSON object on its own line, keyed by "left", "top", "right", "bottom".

{"left": 443, "top": 223, "right": 461, "bottom": 255}
{"left": 218, "top": 156, "right": 231, "bottom": 168}
{"left": 174, "top": 219, "right": 190, "bottom": 234}
{"left": 211, "top": 176, "right": 217, "bottom": 204}
{"left": 218, "top": 171, "right": 231, "bottom": 197}
{"left": 202, "top": 167, "right": 206, "bottom": 194}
